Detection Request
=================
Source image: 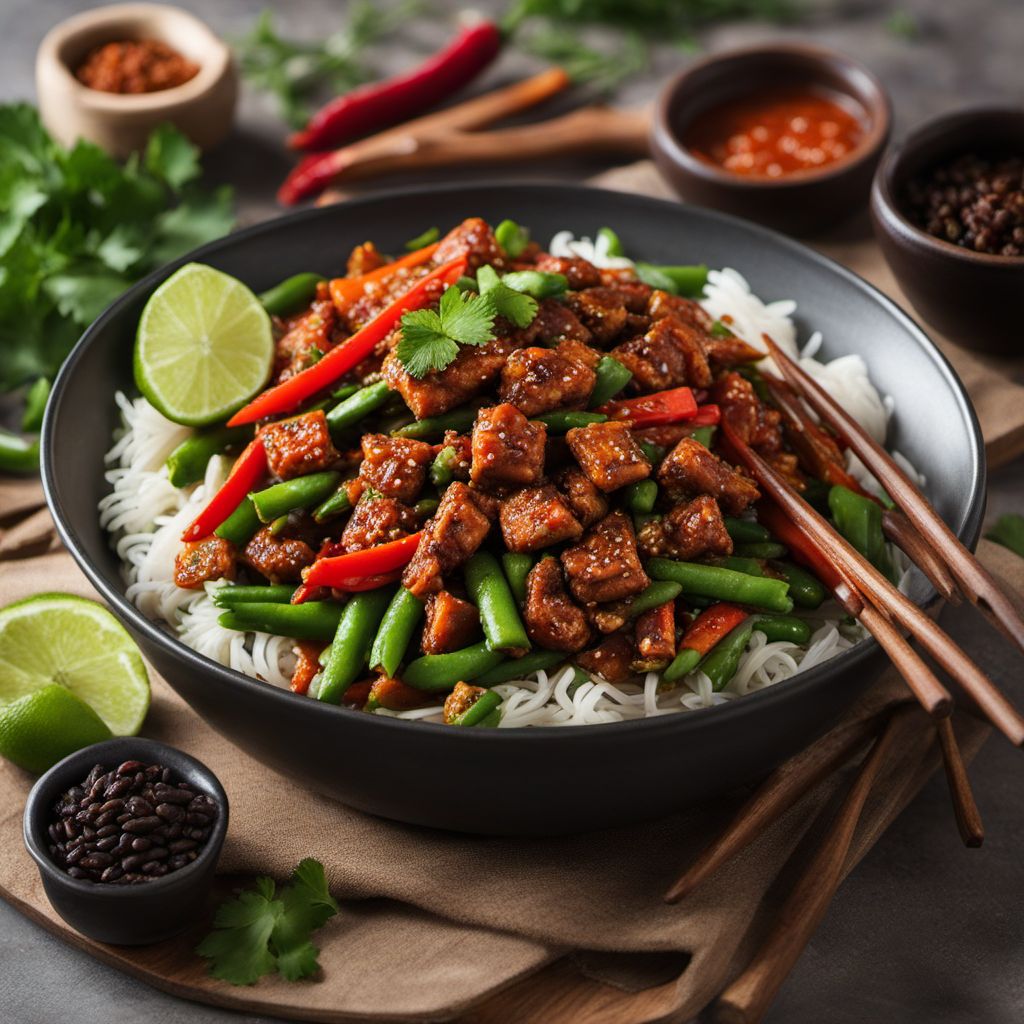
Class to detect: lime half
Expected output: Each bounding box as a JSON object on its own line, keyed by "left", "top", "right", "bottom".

{"left": 0, "top": 685, "right": 112, "bottom": 774}
{"left": 134, "top": 262, "right": 274, "bottom": 426}
{"left": 0, "top": 594, "right": 150, "bottom": 737}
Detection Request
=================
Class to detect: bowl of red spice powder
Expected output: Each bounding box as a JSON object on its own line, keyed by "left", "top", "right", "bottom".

{"left": 36, "top": 2, "right": 237, "bottom": 158}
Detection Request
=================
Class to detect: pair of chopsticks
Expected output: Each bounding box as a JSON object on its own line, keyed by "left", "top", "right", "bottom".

{"left": 305, "top": 68, "right": 649, "bottom": 202}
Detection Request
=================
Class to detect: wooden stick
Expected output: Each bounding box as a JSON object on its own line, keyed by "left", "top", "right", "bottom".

{"left": 664, "top": 711, "right": 888, "bottom": 903}
{"left": 716, "top": 711, "right": 907, "bottom": 1024}
{"left": 324, "top": 106, "right": 649, "bottom": 184}
{"left": 724, "top": 421, "right": 1024, "bottom": 746}
{"left": 936, "top": 717, "right": 985, "bottom": 847}
{"left": 762, "top": 333, "right": 1024, "bottom": 654}
{"left": 882, "top": 508, "right": 960, "bottom": 603}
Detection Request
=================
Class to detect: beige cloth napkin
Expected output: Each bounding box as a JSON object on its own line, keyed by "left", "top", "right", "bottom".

{"left": 0, "top": 470, "right": 1009, "bottom": 1022}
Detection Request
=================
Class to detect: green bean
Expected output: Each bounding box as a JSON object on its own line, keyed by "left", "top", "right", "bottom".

{"left": 777, "top": 562, "right": 827, "bottom": 610}
{"left": 634, "top": 263, "right": 708, "bottom": 297}
{"left": 465, "top": 551, "right": 530, "bottom": 653}
{"left": 478, "top": 707, "right": 502, "bottom": 727}
{"left": 474, "top": 649, "right": 564, "bottom": 685}
{"left": 325, "top": 381, "right": 392, "bottom": 433}
{"left": 663, "top": 647, "right": 701, "bottom": 682}
{"left": 623, "top": 479, "right": 658, "bottom": 514}
{"left": 313, "top": 486, "right": 353, "bottom": 523}
{"left": 501, "top": 552, "right": 535, "bottom": 606}
{"left": 829, "top": 485, "right": 896, "bottom": 582}
{"left": 638, "top": 440, "right": 666, "bottom": 465}
{"left": 430, "top": 445, "right": 459, "bottom": 488}
{"left": 495, "top": 219, "right": 530, "bottom": 258}
{"left": 627, "top": 580, "right": 682, "bottom": 619}
{"left": 394, "top": 405, "right": 479, "bottom": 439}
{"left": 715, "top": 555, "right": 766, "bottom": 577}
{"left": 723, "top": 516, "right": 772, "bottom": 544}
{"left": 596, "top": 226, "right": 625, "bottom": 257}
{"left": 501, "top": 270, "right": 568, "bottom": 298}
{"left": 317, "top": 588, "right": 393, "bottom": 703}
{"left": 567, "top": 667, "right": 590, "bottom": 696}
{"left": 369, "top": 587, "right": 425, "bottom": 677}
{"left": 414, "top": 497, "right": 439, "bottom": 517}
{"left": 589, "top": 356, "right": 633, "bottom": 408}
{"left": 218, "top": 601, "right": 343, "bottom": 641}
{"left": 450, "top": 689, "right": 503, "bottom": 727}
{"left": 166, "top": 425, "right": 253, "bottom": 488}
{"left": 258, "top": 272, "right": 326, "bottom": 317}
{"left": 802, "top": 477, "right": 832, "bottom": 513}
{"left": 0, "top": 431, "right": 39, "bottom": 474}
{"left": 752, "top": 615, "right": 812, "bottom": 645}
{"left": 21, "top": 377, "right": 50, "bottom": 432}
{"left": 701, "top": 620, "right": 754, "bottom": 691}
{"left": 332, "top": 383, "right": 362, "bottom": 401}
{"left": 647, "top": 558, "right": 793, "bottom": 613}
{"left": 268, "top": 514, "right": 290, "bottom": 535}
{"left": 633, "top": 511, "right": 661, "bottom": 532}
{"left": 733, "top": 541, "right": 788, "bottom": 560}
{"left": 402, "top": 641, "right": 505, "bottom": 692}
{"left": 250, "top": 470, "right": 340, "bottom": 524}
{"left": 215, "top": 497, "right": 262, "bottom": 545}
{"left": 211, "top": 584, "right": 296, "bottom": 608}
{"left": 405, "top": 226, "right": 439, "bottom": 250}
{"left": 710, "top": 319, "right": 733, "bottom": 339}
{"left": 535, "top": 410, "right": 607, "bottom": 433}
{"left": 690, "top": 425, "right": 715, "bottom": 448}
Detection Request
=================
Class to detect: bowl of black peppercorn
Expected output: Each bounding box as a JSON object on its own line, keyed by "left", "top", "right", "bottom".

{"left": 23, "top": 737, "right": 228, "bottom": 945}
{"left": 871, "top": 105, "right": 1024, "bottom": 354}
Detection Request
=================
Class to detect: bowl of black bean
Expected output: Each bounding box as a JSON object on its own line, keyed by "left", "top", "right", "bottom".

{"left": 870, "top": 105, "right": 1024, "bottom": 354}
{"left": 23, "top": 736, "right": 228, "bottom": 945}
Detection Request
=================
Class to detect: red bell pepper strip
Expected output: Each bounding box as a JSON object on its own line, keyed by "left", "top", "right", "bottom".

{"left": 757, "top": 499, "right": 844, "bottom": 592}
{"left": 599, "top": 386, "right": 699, "bottom": 428}
{"left": 228, "top": 257, "right": 466, "bottom": 426}
{"left": 288, "top": 21, "right": 502, "bottom": 153}
{"left": 181, "top": 437, "right": 267, "bottom": 541}
{"left": 297, "top": 533, "right": 423, "bottom": 600}
{"left": 690, "top": 404, "right": 721, "bottom": 427}
{"left": 680, "top": 602, "right": 749, "bottom": 657}
{"left": 328, "top": 241, "right": 440, "bottom": 312}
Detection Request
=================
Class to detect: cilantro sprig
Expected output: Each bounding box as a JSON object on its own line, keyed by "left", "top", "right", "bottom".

{"left": 0, "top": 104, "right": 234, "bottom": 394}
{"left": 477, "top": 265, "right": 538, "bottom": 329}
{"left": 396, "top": 284, "right": 497, "bottom": 379}
{"left": 196, "top": 858, "right": 339, "bottom": 986}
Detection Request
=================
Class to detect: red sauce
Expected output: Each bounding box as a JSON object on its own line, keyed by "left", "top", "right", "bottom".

{"left": 685, "top": 88, "right": 866, "bottom": 178}
{"left": 76, "top": 39, "right": 199, "bottom": 94}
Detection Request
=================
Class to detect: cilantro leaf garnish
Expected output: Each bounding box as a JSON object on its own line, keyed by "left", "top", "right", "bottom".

{"left": 396, "top": 284, "right": 496, "bottom": 379}
{"left": 196, "top": 858, "right": 339, "bottom": 986}
{"left": 477, "top": 265, "right": 538, "bottom": 329}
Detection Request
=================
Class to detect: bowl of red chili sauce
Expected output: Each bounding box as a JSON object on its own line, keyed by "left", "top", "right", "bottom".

{"left": 650, "top": 44, "right": 891, "bottom": 236}
{"left": 36, "top": 3, "right": 237, "bottom": 159}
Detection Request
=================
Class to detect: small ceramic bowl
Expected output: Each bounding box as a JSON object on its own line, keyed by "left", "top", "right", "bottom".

{"left": 35, "top": 3, "right": 237, "bottom": 158}
{"left": 870, "top": 106, "right": 1024, "bottom": 355}
{"left": 650, "top": 44, "right": 891, "bottom": 236}
{"left": 23, "top": 736, "right": 228, "bottom": 946}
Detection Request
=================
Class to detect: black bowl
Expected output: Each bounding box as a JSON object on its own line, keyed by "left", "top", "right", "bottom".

{"left": 41, "top": 184, "right": 985, "bottom": 836}
{"left": 23, "top": 737, "right": 228, "bottom": 945}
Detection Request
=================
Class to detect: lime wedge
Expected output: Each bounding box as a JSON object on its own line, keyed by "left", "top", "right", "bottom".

{"left": 134, "top": 262, "right": 274, "bottom": 426}
{"left": 0, "top": 685, "right": 112, "bottom": 775}
{"left": 0, "top": 594, "right": 150, "bottom": 737}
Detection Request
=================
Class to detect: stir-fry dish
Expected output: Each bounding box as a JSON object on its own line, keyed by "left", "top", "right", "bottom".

{"left": 102, "top": 217, "right": 902, "bottom": 727}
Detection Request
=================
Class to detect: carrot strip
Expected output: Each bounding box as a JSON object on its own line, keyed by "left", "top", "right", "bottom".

{"left": 681, "top": 602, "right": 749, "bottom": 657}
{"left": 329, "top": 242, "right": 440, "bottom": 311}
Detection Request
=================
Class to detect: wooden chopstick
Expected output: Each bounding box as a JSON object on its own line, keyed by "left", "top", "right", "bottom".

{"left": 936, "top": 717, "right": 985, "bottom": 847}
{"left": 715, "top": 709, "right": 909, "bottom": 1024}
{"left": 723, "top": 421, "right": 1024, "bottom": 746}
{"left": 882, "top": 508, "right": 960, "bottom": 603}
{"left": 762, "top": 334, "right": 1024, "bottom": 654}
{"left": 664, "top": 711, "right": 889, "bottom": 903}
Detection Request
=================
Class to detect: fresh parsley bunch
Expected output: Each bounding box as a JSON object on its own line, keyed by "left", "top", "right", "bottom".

{"left": 0, "top": 104, "right": 235, "bottom": 393}
{"left": 197, "top": 858, "right": 340, "bottom": 985}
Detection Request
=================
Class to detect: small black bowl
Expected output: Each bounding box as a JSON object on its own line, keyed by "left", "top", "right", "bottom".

{"left": 23, "top": 737, "right": 228, "bottom": 946}
{"left": 870, "top": 106, "right": 1024, "bottom": 354}
{"left": 650, "top": 43, "right": 891, "bottom": 236}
